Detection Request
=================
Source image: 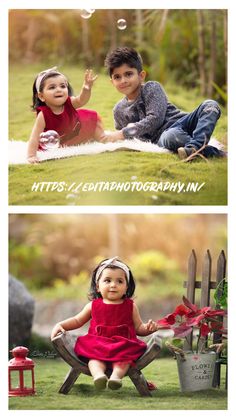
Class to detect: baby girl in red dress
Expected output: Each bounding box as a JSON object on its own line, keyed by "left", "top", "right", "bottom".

{"left": 27, "top": 66, "right": 107, "bottom": 164}
{"left": 51, "top": 257, "right": 159, "bottom": 391}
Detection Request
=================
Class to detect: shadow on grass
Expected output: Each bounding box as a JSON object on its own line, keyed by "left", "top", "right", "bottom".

{"left": 72, "top": 383, "right": 226, "bottom": 399}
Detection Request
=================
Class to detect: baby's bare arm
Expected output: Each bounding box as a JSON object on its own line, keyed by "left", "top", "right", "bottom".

{"left": 71, "top": 69, "right": 98, "bottom": 109}
{"left": 50, "top": 302, "right": 92, "bottom": 340}
{"left": 133, "top": 303, "right": 159, "bottom": 336}
{"left": 27, "top": 112, "right": 45, "bottom": 163}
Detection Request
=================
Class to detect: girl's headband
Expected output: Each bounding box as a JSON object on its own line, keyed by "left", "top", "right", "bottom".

{"left": 35, "top": 66, "right": 67, "bottom": 93}
{"left": 95, "top": 257, "right": 130, "bottom": 283}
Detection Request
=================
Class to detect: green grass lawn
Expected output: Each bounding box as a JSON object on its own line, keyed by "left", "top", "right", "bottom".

{"left": 8, "top": 358, "right": 227, "bottom": 410}
{"left": 9, "top": 64, "right": 227, "bottom": 206}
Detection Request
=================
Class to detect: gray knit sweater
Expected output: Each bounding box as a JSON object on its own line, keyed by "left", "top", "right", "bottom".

{"left": 113, "top": 81, "right": 187, "bottom": 143}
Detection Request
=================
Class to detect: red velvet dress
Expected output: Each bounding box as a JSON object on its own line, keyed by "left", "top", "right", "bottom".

{"left": 74, "top": 298, "right": 147, "bottom": 364}
{"left": 37, "top": 97, "right": 99, "bottom": 148}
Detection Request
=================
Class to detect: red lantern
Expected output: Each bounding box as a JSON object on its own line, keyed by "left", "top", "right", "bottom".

{"left": 8, "top": 346, "right": 35, "bottom": 397}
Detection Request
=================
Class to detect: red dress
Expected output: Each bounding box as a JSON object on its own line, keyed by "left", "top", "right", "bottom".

{"left": 37, "top": 97, "right": 99, "bottom": 148}
{"left": 74, "top": 298, "right": 147, "bottom": 364}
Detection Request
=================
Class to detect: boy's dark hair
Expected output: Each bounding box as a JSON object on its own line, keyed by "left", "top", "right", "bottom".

{"left": 31, "top": 71, "right": 73, "bottom": 110}
{"left": 104, "top": 47, "right": 143, "bottom": 77}
{"left": 88, "top": 259, "right": 136, "bottom": 300}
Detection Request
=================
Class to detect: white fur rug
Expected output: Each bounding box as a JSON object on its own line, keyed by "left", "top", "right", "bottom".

{"left": 8, "top": 137, "right": 223, "bottom": 165}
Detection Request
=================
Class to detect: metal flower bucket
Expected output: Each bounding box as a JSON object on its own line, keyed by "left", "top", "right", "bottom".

{"left": 176, "top": 352, "right": 216, "bottom": 392}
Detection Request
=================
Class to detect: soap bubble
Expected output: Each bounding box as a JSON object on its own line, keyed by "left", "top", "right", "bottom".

{"left": 80, "top": 9, "right": 94, "bottom": 19}
{"left": 126, "top": 124, "right": 137, "bottom": 137}
{"left": 117, "top": 19, "right": 127, "bottom": 30}
{"left": 39, "top": 130, "right": 59, "bottom": 150}
{"left": 40, "top": 130, "right": 59, "bottom": 140}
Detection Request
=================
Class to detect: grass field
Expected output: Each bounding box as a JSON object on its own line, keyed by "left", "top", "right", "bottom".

{"left": 9, "top": 65, "right": 227, "bottom": 206}
{"left": 8, "top": 358, "right": 227, "bottom": 410}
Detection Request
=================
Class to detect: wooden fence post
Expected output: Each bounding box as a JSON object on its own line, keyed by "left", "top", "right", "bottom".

{"left": 201, "top": 250, "right": 212, "bottom": 307}
{"left": 183, "top": 250, "right": 197, "bottom": 351}
{"left": 186, "top": 249, "right": 197, "bottom": 303}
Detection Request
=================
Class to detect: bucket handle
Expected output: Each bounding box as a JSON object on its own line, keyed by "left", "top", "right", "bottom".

{"left": 165, "top": 342, "right": 186, "bottom": 361}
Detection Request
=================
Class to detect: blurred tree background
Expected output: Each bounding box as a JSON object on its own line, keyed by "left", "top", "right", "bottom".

{"left": 9, "top": 214, "right": 227, "bottom": 305}
{"left": 9, "top": 9, "right": 227, "bottom": 103}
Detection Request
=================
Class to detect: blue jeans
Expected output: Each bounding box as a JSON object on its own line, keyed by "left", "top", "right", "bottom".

{"left": 158, "top": 100, "right": 222, "bottom": 157}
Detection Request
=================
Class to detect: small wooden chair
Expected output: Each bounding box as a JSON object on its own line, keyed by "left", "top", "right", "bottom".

{"left": 52, "top": 331, "right": 162, "bottom": 396}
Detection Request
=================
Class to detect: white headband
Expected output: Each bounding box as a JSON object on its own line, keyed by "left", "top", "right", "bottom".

{"left": 35, "top": 66, "right": 67, "bottom": 93}
{"left": 95, "top": 257, "right": 130, "bottom": 283}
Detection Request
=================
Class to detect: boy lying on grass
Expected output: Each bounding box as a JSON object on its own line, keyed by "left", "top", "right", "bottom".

{"left": 104, "top": 46, "right": 226, "bottom": 160}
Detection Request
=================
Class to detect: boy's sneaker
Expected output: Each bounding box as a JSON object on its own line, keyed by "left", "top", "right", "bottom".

{"left": 218, "top": 150, "right": 228, "bottom": 158}
{"left": 177, "top": 147, "right": 197, "bottom": 160}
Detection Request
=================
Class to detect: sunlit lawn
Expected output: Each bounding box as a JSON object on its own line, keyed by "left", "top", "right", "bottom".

{"left": 9, "top": 358, "right": 227, "bottom": 410}
{"left": 9, "top": 64, "right": 227, "bottom": 206}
